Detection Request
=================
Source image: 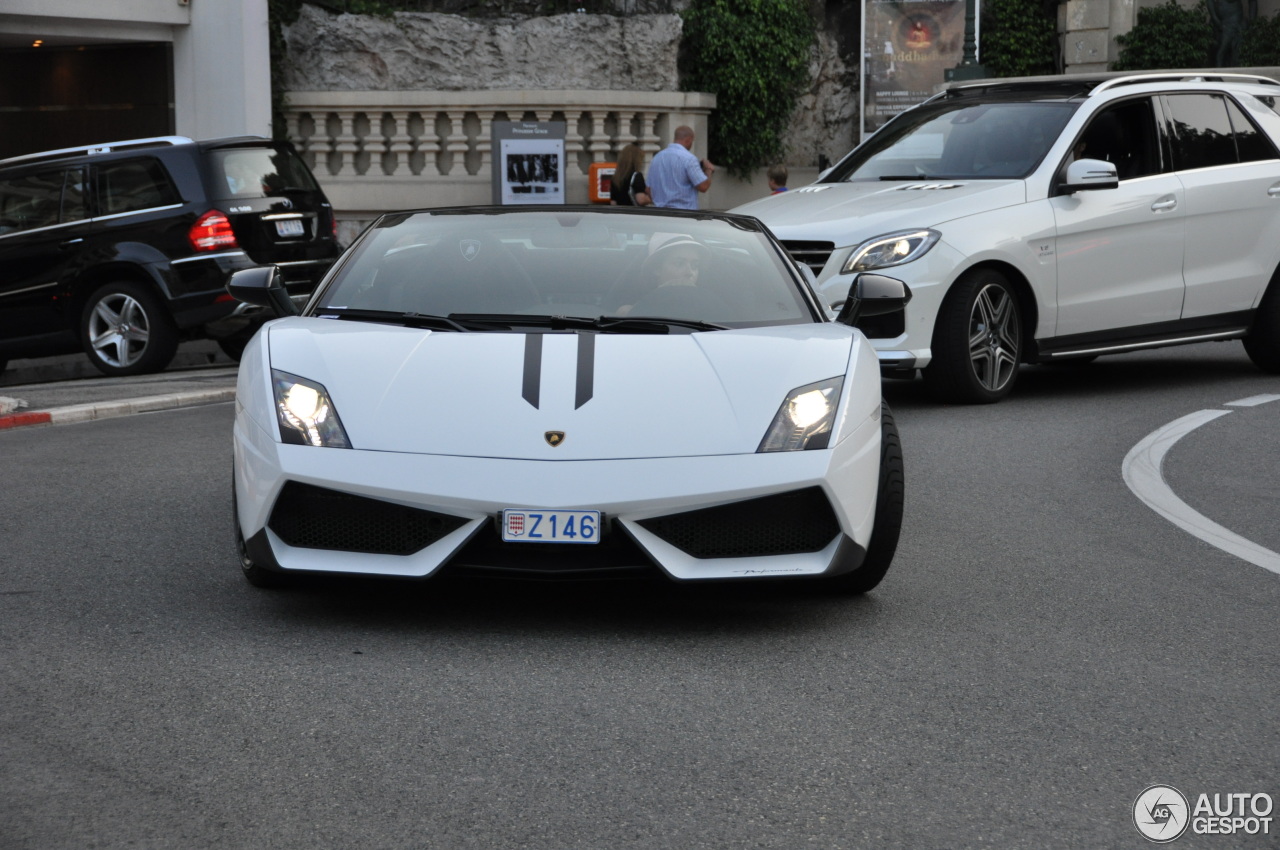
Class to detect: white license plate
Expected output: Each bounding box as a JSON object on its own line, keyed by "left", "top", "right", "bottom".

{"left": 275, "top": 219, "right": 305, "bottom": 238}
{"left": 502, "top": 509, "right": 600, "bottom": 544}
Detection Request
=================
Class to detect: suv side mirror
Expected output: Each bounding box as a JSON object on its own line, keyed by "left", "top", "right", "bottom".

{"left": 226, "top": 266, "right": 299, "bottom": 317}
{"left": 835, "top": 273, "right": 911, "bottom": 326}
{"left": 1060, "top": 158, "right": 1118, "bottom": 194}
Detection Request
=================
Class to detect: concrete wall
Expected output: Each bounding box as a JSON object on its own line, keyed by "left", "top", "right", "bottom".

{"left": 282, "top": 4, "right": 859, "bottom": 173}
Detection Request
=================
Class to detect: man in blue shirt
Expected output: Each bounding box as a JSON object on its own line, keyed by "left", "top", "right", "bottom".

{"left": 648, "top": 126, "right": 716, "bottom": 210}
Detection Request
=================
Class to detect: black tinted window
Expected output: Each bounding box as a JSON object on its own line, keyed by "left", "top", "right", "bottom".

{"left": 1225, "top": 97, "right": 1278, "bottom": 162}
{"left": 61, "top": 167, "right": 88, "bottom": 223}
{"left": 209, "top": 147, "right": 318, "bottom": 200}
{"left": 1074, "top": 98, "right": 1163, "bottom": 180}
{"left": 1165, "top": 94, "right": 1238, "bottom": 169}
{"left": 0, "top": 168, "right": 86, "bottom": 233}
{"left": 98, "top": 158, "right": 179, "bottom": 215}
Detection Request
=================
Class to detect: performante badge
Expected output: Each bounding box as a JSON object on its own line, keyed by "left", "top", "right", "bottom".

{"left": 460, "top": 239, "right": 481, "bottom": 262}
{"left": 545, "top": 431, "right": 565, "bottom": 447}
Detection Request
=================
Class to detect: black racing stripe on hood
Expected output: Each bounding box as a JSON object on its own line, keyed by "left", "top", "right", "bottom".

{"left": 575, "top": 332, "right": 595, "bottom": 409}
{"left": 522, "top": 334, "right": 542, "bottom": 409}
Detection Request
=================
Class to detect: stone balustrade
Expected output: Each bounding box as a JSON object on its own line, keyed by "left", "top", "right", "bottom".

{"left": 285, "top": 89, "right": 717, "bottom": 227}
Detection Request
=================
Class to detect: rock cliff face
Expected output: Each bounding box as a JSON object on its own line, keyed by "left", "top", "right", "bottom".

{"left": 282, "top": 5, "right": 682, "bottom": 91}
{"left": 282, "top": 3, "right": 859, "bottom": 168}
{"left": 784, "top": 28, "right": 859, "bottom": 169}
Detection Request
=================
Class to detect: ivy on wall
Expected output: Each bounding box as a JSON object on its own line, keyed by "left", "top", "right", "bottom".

{"left": 1112, "top": 1, "right": 1216, "bottom": 70}
{"left": 1241, "top": 12, "right": 1280, "bottom": 65}
{"left": 678, "top": 0, "right": 814, "bottom": 176}
{"left": 980, "top": 0, "right": 1058, "bottom": 77}
{"left": 1110, "top": 0, "right": 1280, "bottom": 71}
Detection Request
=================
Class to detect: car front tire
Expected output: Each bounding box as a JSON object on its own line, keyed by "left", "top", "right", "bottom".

{"left": 233, "top": 486, "right": 293, "bottom": 589}
{"left": 924, "top": 268, "right": 1022, "bottom": 404}
{"left": 824, "top": 401, "right": 904, "bottom": 594}
{"left": 80, "top": 281, "right": 179, "bottom": 376}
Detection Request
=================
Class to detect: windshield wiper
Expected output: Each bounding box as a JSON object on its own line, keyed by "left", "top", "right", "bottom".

{"left": 448, "top": 313, "right": 729, "bottom": 334}
{"left": 598, "top": 315, "right": 728, "bottom": 333}
{"left": 313, "top": 307, "right": 470, "bottom": 332}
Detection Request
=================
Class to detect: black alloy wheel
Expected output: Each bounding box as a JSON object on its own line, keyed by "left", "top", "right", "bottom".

{"left": 924, "top": 268, "right": 1023, "bottom": 404}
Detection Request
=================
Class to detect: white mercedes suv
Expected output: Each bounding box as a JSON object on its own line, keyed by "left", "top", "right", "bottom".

{"left": 734, "top": 73, "right": 1280, "bottom": 403}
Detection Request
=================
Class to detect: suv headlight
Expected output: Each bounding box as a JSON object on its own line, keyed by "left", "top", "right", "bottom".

{"left": 758, "top": 377, "right": 844, "bottom": 452}
{"left": 841, "top": 229, "right": 940, "bottom": 273}
{"left": 272, "top": 370, "right": 351, "bottom": 448}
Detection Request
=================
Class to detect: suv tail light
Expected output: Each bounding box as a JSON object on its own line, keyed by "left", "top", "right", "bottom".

{"left": 189, "top": 210, "right": 239, "bottom": 252}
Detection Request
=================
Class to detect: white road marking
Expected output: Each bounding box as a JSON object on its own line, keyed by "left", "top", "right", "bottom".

{"left": 1225, "top": 393, "right": 1280, "bottom": 407}
{"left": 1123, "top": 405, "right": 1280, "bottom": 576}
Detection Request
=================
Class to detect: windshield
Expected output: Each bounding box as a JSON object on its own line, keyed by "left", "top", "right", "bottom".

{"left": 313, "top": 210, "right": 817, "bottom": 329}
{"left": 825, "top": 99, "right": 1079, "bottom": 181}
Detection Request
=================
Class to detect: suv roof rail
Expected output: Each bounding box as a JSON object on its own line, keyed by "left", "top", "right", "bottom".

{"left": 945, "top": 79, "right": 1098, "bottom": 99}
{"left": 1093, "top": 72, "right": 1280, "bottom": 93}
{"left": 0, "top": 135, "right": 195, "bottom": 169}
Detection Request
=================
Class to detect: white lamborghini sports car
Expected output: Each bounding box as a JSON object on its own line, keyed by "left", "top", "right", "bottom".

{"left": 228, "top": 207, "right": 909, "bottom": 592}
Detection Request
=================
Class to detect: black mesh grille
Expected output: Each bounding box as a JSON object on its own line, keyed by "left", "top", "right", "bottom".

{"left": 441, "top": 518, "right": 658, "bottom": 580}
{"left": 781, "top": 240, "right": 835, "bottom": 277}
{"left": 638, "top": 487, "right": 840, "bottom": 559}
{"left": 268, "top": 481, "right": 468, "bottom": 556}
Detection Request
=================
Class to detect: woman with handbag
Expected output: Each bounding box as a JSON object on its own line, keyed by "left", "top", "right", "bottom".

{"left": 609, "top": 143, "right": 652, "bottom": 207}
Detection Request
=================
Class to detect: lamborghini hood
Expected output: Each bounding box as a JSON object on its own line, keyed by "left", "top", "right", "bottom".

{"left": 263, "top": 318, "right": 861, "bottom": 460}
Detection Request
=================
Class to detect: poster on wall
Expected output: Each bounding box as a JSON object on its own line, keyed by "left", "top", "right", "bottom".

{"left": 491, "top": 121, "right": 566, "bottom": 205}
{"left": 860, "top": 0, "right": 970, "bottom": 141}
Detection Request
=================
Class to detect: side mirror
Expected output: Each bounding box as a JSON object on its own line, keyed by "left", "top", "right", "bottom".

{"left": 1060, "top": 158, "right": 1118, "bottom": 194}
{"left": 835, "top": 273, "right": 911, "bottom": 326}
{"left": 226, "top": 266, "right": 299, "bottom": 317}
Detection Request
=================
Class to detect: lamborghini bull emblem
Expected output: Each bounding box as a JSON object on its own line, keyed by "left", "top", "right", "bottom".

{"left": 545, "top": 431, "right": 565, "bottom": 447}
{"left": 459, "top": 239, "right": 481, "bottom": 262}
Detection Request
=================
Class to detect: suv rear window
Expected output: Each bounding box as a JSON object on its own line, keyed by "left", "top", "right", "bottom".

{"left": 209, "top": 147, "right": 318, "bottom": 200}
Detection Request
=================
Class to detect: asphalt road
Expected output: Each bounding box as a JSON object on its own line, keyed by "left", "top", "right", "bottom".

{"left": 1, "top": 342, "right": 1277, "bottom": 849}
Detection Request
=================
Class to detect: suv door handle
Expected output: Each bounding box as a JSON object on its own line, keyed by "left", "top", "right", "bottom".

{"left": 1151, "top": 198, "right": 1177, "bottom": 212}
{"left": 1268, "top": 184, "right": 1280, "bottom": 197}
{"left": 59, "top": 238, "right": 84, "bottom": 248}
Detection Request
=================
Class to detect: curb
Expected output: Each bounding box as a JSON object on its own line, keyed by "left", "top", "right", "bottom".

{"left": 0, "top": 388, "right": 237, "bottom": 431}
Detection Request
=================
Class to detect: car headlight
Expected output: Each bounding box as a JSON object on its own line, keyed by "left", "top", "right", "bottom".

{"left": 841, "top": 229, "right": 940, "bottom": 273}
{"left": 272, "top": 370, "right": 351, "bottom": 448}
{"left": 758, "top": 377, "right": 844, "bottom": 452}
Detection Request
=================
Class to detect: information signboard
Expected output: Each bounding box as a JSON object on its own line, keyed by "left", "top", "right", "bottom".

{"left": 491, "top": 120, "right": 567, "bottom": 205}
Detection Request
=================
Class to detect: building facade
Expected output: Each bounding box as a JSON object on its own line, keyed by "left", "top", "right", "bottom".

{"left": 0, "top": 0, "right": 271, "bottom": 159}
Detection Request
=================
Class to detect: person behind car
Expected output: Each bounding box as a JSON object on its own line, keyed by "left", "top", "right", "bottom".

{"left": 610, "top": 143, "right": 652, "bottom": 207}
{"left": 648, "top": 126, "right": 715, "bottom": 210}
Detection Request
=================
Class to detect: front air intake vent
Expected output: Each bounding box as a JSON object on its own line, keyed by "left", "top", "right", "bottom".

{"left": 780, "top": 240, "right": 835, "bottom": 277}
{"left": 638, "top": 487, "right": 840, "bottom": 559}
{"left": 268, "top": 481, "right": 467, "bottom": 555}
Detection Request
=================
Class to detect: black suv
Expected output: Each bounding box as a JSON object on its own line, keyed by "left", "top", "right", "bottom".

{"left": 0, "top": 135, "right": 340, "bottom": 376}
